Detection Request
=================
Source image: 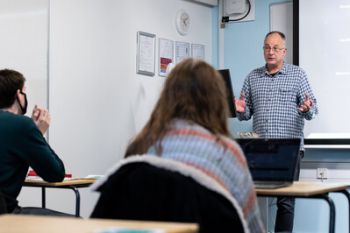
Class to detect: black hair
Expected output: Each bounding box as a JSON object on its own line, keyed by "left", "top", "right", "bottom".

{"left": 0, "top": 69, "right": 25, "bottom": 108}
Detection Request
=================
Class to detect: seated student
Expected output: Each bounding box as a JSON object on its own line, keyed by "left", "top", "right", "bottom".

{"left": 125, "top": 58, "right": 265, "bottom": 233}
{"left": 0, "top": 69, "right": 70, "bottom": 216}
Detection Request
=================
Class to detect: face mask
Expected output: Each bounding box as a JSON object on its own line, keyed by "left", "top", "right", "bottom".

{"left": 16, "top": 91, "right": 28, "bottom": 115}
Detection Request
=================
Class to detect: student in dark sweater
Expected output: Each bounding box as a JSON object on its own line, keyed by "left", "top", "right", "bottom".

{"left": 0, "top": 69, "right": 67, "bottom": 216}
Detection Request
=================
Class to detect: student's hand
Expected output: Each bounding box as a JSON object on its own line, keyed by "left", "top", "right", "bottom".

{"left": 235, "top": 92, "right": 246, "bottom": 113}
{"left": 298, "top": 94, "right": 313, "bottom": 113}
{"left": 31, "top": 105, "right": 51, "bottom": 135}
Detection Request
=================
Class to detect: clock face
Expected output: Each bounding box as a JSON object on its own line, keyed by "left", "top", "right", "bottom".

{"left": 176, "top": 10, "right": 190, "bottom": 36}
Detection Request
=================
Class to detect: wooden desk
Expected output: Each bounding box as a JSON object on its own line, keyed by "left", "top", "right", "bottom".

{"left": 24, "top": 178, "right": 96, "bottom": 217}
{"left": 256, "top": 181, "right": 350, "bottom": 233}
{"left": 0, "top": 215, "right": 198, "bottom": 233}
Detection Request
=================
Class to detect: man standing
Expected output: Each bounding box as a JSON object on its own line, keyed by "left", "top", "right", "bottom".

{"left": 0, "top": 69, "right": 67, "bottom": 215}
{"left": 235, "top": 31, "right": 318, "bottom": 232}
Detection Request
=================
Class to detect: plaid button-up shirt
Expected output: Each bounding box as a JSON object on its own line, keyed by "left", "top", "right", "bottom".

{"left": 237, "top": 63, "right": 318, "bottom": 148}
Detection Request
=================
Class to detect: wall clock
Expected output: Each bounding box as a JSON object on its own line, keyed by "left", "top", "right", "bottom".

{"left": 175, "top": 10, "right": 191, "bottom": 36}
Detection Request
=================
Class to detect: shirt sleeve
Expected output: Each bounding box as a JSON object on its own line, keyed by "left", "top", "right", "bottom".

{"left": 15, "top": 117, "right": 65, "bottom": 182}
{"left": 298, "top": 69, "right": 318, "bottom": 120}
{"left": 237, "top": 75, "right": 253, "bottom": 121}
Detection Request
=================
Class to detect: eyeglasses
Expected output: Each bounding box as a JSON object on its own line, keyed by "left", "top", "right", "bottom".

{"left": 263, "top": 46, "right": 285, "bottom": 53}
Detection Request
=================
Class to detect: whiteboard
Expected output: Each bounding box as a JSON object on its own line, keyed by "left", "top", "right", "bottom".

{"left": 299, "top": 0, "right": 350, "bottom": 139}
{"left": 0, "top": 0, "right": 48, "bottom": 113}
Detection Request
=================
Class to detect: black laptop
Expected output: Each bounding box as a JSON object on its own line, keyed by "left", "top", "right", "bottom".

{"left": 236, "top": 138, "right": 301, "bottom": 189}
{"left": 217, "top": 69, "right": 236, "bottom": 118}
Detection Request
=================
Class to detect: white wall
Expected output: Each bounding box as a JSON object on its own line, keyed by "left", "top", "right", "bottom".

{"left": 0, "top": 0, "right": 48, "bottom": 111}
{"left": 19, "top": 0, "right": 214, "bottom": 218}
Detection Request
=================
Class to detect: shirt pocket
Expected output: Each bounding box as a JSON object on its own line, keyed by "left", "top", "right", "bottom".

{"left": 278, "top": 88, "right": 297, "bottom": 103}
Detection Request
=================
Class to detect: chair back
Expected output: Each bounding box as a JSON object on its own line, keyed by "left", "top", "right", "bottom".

{"left": 91, "top": 155, "right": 249, "bottom": 233}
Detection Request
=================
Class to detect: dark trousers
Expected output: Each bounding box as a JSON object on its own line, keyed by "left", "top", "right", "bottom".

{"left": 274, "top": 151, "right": 303, "bottom": 233}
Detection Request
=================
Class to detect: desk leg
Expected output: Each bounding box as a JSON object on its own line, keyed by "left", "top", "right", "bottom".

{"left": 41, "top": 187, "right": 46, "bottom": 209}
{"left": 336, "top": 190, "right": 350, "bottom": 233}
{"left": 319, "top": 194, "right": 336, "bottom": 233}
{"left": 258, "top": 194, "right": 336, "bottom": 233}
{"left": 68, "top": 187, "right": 80, "bottom": 217}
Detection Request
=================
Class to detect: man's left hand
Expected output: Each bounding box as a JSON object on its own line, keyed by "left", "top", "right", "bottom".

{"left": 298, "top": 94, "right": 313, "bottom": 113}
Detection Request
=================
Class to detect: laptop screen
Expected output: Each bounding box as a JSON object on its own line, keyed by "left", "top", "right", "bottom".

{"left": 217, "top": 69, "right": 236, "bottom": 118}
{"left": 236, "top": 138, "right": 301, "bottom": 182}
